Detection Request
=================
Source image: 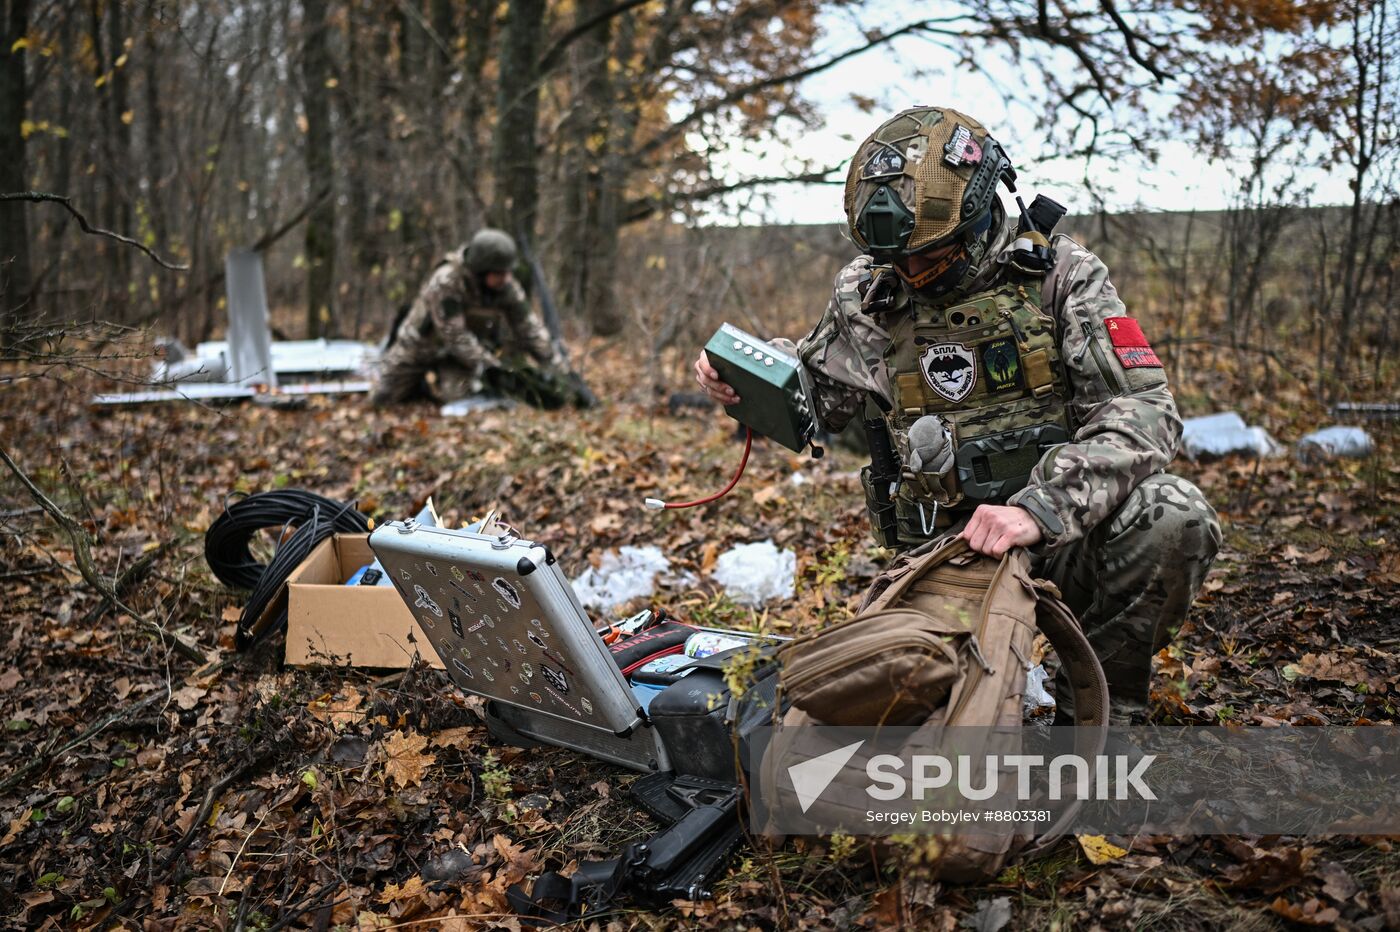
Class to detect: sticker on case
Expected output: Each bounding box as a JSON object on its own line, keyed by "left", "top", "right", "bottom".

{"left": 450, "top": 566, "right": 465, "bottom": 582}
{"left": 492, "top": 578, "right": 522, "bottom": 609}
{"left": 413, "top": 585, "right": 442, "bottom": 617}
{"left": 547, "top": 687, "right": 580, "bottom": 716}
{"left": 425, "top": 562, "right": 438, "bottom": 577}
{"left": 449, "top": 579, "right": 478, "bottom": 602}
{"left": 452, "top": 658, "right": 474, "bottom": 678}
{"left": 540, "top": 665, "right": 569, "bottom": 694}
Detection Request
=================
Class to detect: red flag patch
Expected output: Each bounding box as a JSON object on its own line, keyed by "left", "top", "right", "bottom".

{"left": 1104, "top": 316, "right": 1162, "bottom": 369}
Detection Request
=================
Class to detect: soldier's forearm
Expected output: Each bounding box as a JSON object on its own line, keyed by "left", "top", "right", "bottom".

{"left": 1009, "top": 395, "right": 1179, "bottom": 548}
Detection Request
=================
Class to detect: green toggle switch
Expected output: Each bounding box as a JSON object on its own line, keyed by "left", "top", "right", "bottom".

{"left": 703, "top": 323, "right": 817, "bottom": 453}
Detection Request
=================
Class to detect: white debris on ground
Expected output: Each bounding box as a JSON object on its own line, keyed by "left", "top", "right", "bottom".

{"left": 712, "top": 540, "right": 797, "bottom": 606}
{"left": 789, "top": 471, "right": 809, "bottom": 486}
{"left": 1181, "top": 412, "right": 1283, "bottom": 459}
{"left": 1023, "top": 664, "right": 1056, "bottom": 714}
{"left": 440, "top": 396, "right": 516, "bottom": 416}
{"left": 1297, "top": 426, "right": 1374, "bottom": 463}
{"left": 572, "top": 545, "right": 673, "bottom": 611}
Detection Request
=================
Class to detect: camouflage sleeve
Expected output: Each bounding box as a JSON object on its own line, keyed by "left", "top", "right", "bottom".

{"left": 500, "top": 276, "right": 559, "bottom": 365}
{"left": 420, "top": 273, "right": 489, "bottom": 373}
{"left": 1006, "top": 237, "right": 1181, "bottom": 550}
{"left": 787, "top": 257, "right": 894, "bottom": 434}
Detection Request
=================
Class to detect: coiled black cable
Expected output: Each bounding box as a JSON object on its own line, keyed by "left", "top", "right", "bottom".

{"left": 204, "top": 490, "right": 370, "bottom": 649}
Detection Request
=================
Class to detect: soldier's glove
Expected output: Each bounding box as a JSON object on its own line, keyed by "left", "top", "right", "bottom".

{"left": 907, "top": 414, "right": 954, "bottom": 475}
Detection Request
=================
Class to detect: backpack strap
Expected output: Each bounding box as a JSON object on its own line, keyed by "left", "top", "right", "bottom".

{"left": 1023, "top": 589, "right": 1109, "bottom": 853}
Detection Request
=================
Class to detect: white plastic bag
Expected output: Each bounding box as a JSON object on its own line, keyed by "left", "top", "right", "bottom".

{"left": 572, "top": 545, "right": 672, "bottom": 611}
{"left": 712, "top": 540, "right": 797, "bottom": 606}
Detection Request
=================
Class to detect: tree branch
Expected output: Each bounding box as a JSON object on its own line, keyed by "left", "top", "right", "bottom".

{"left": 1097, "top": 0, "right": 1170, "bottom": 82}
{"left": 0, "top": 445, "right": 206, "bottom": 664}
{"left": 0, "top": 192, "right": 189, "bottom": 271}
{"left": 634, "top": 18, "right": 974, "bottom": 160}
{"left": 537, "top": 0, "right": 654, "bottom": 76}
{"left": 624, "top": 165, "right": 844, "bottom": 224}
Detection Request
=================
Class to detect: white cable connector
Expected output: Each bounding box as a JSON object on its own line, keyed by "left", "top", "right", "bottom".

{"left": 643, "top": 498, "right": 666, "bottom": 511}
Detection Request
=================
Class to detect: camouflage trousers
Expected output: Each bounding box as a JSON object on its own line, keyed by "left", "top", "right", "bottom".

{"left": 1029, "top": 473, "right": 1221, "bottom": 724}
{"left": 372, "top": 337, "right": 489, "bottom": 406}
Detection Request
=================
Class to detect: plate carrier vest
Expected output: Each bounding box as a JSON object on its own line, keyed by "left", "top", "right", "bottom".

{"left": 868, "top": 270, "right": 1073, "bottom": 549}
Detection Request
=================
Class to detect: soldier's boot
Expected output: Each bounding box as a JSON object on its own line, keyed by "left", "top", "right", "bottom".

{"left": 372, "top": 344, "right": 435, "bottom": 406}
{"left": 434, "top": 361, "right": 486, "bottom": 404}
{"left": 1032, "top": 473, "right": 1222, "bottom": 725}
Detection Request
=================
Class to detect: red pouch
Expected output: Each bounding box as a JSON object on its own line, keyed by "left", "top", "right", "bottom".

{"left": 608, "top": 620, "right": 695, "bottom": 675}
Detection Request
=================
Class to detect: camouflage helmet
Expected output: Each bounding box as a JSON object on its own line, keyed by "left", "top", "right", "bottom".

{"left": 466, "top": 229, "right": 518, "bottom": 274}
{"left": 844, "top": 107, "right": 1015, "bottom": 261}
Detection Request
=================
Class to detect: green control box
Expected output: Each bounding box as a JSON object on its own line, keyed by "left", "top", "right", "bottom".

{"left": 703, "top": 323, "right": 816, "bottom": 453}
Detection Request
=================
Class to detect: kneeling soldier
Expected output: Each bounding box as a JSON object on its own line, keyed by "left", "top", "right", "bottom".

{"left": 695, "top": 107, "right": 1222, "bottom": 724}
{"left": 373, "top": 229, "right": 565, "bottom": 406}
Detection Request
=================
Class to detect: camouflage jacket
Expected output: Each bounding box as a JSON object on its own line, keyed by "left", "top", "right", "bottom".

{"left": 398, "top": 247, "right": 557, "bottom": 369}
{"left": 787, "top": 224, "right": 1182, "bottom": 551}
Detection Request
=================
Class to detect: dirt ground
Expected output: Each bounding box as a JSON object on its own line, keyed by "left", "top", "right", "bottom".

{"left": 1, "top": 338, "right": 1398, "bottom": 930}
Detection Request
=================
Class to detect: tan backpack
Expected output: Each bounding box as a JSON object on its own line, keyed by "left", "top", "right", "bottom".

{"left": 763, "top": 535, "right": 1109, "bottom": 881}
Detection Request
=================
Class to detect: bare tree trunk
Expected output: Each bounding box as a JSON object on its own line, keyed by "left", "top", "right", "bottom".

{"left": 491, "top": 0, "right": 546, "bottom": 241}
{"left": 0, "top": 0, "right": 31, "bottom": 338}
{"left": 302, "top": 0, "right": 337, "bottom": 338}
{"left": 584, "top": 8, "right": 639, "bottom": 337}
{"left": 1332, "top": 0, "right": 1389, "bottom": 393}
{"left": 143, "top": 23, "right": 166, "bottom": 258}
{"left": 559, "top": 0, "right": 614, "bottom": 331}
{"left": 107, "top": 0, "right": 133, "bottom": 317}
{"left": 459, "top": 0, "right": 494, "bottom": 229}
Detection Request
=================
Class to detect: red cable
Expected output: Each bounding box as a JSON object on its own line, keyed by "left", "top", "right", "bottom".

{"left": 645, "top": 428, "right": 753, "bottom": 510}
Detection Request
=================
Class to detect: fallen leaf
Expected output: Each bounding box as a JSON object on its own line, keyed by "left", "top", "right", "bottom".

{"left": 172, "top": 685, "right": 206, "bottom": 710}
{"left": 381, "top": 730, "right": 436, "bottom": 788}
{"left": 379, "top": 876, "right": 426, "bottom": 903}
{"left": 0, "top": 809, "right": 32, "bottom": 847}
{"left": 1269, "top": 896, "right": 1339, "bottom": 926}
{"left": 1078, "top": 834, "right": 1128, "bottom": 866}
{"left": 1281, "top": 545, "right": 1330, "bottom": 565}
{"left": 430, "top": 726, "right": 476, "bottom": 750}
{"left": 308, "top": 686, "right": 364, "bottom": 731}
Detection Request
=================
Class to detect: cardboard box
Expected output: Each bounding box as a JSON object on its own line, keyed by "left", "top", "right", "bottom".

{"left": 282, "top": 533, "right": 443, "bottom": 669}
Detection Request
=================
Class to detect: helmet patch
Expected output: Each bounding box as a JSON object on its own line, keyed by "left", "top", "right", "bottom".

{"left": 943, "top": 124, "right": 983, "bottom": 167}
{"left": 921, "top": 342, "right": 977, "bottom": 402}
{"left": 862, "top": 147, "right": 906, "bottom": 179}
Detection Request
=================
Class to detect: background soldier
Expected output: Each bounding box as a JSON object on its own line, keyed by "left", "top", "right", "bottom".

{"left": 372, "top": 229, "right": 566, "bottom": 406}
{"left": 695, "top": 106, "right": 1223, "bottom": 724}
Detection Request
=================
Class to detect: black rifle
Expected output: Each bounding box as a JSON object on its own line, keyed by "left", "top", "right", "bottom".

{"left": 862, "top": 412, "right": 901, "bottom": 549}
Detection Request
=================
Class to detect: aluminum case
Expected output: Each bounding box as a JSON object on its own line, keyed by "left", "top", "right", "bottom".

{"left": 368, "top": 521, "right": 670, "bottom": 772}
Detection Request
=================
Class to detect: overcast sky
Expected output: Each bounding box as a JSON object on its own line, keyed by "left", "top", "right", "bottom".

{"left": 704, "top": 8, "right": 1353, "bottom": 226}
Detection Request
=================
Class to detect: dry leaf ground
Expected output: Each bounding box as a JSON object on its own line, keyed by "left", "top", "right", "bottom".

{"left": 1, "top": 336, "right": 1398, "bottom": 930}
